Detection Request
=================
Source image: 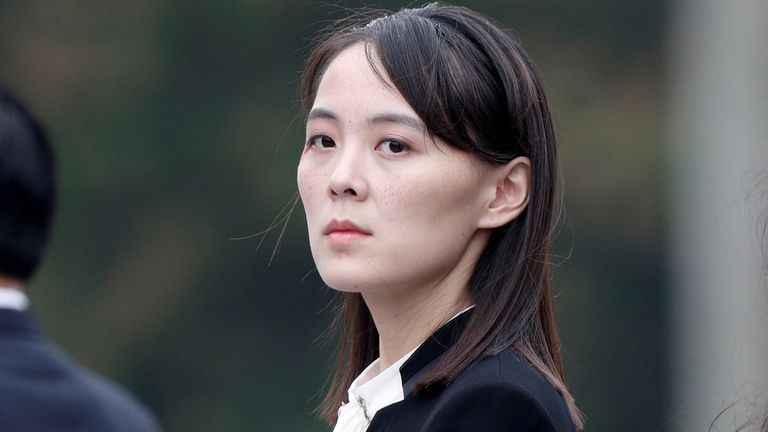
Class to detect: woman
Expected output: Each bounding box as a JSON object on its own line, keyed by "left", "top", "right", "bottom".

{"left": 297, "top": 3, "right": 583, "bottom": 431}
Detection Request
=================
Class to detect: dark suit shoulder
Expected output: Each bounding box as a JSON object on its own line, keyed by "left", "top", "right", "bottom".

{"left": 78, "top": 367, "right": 162, "bottom": 432}
{"left": 424, "top": 350, "right": 575, "bottom": 432}
{"left": 0, "top": 336, "right": 161, "bottom": 432}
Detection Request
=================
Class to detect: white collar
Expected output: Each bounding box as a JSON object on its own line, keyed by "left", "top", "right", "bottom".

{"left": 350, "top": 344, "right": 417, "bottom": 417}
{"left": 334, "top": 345, "right": 416, "bottom": 432}
{"left": 0, "top": 286, "right": 29, "bottom": 311}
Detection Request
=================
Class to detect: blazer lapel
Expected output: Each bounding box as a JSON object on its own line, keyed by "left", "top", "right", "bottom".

{"left": 399, "top": 308, "right": 473, "bottom": 392}
{"left": 367, "top": 309, "right": 473, "bottom": 431}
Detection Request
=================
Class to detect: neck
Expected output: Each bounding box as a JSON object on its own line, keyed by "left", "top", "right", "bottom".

{"left": 364, "top": 289, "right": 470, "bottom": 372}
{"left": 362, "top": 233, "right": 486, "bottom": 371}
{"left": 0, "top": 276, "right": 23, "bottom": 291}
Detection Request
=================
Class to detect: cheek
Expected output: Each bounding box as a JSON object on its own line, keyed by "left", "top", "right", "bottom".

{"left": 380, "top": 167, "right": 480, "bottom": 225}
{"left": 373, "top": 166, "right": 484, "bottom": 282}
{"left": 366, "top": 167, "right": 485, "bottom": 289}
{"left": 297, "top": 162, "right": 322, "bottom": 212}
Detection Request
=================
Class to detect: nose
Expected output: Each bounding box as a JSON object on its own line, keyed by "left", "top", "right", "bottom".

{"left": 328, "top": 149, "right": 368, "bottom": 201}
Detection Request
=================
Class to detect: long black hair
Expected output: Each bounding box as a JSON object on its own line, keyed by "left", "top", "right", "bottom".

{"left": 300, "top": 3, "right": 583, "bottom": 428}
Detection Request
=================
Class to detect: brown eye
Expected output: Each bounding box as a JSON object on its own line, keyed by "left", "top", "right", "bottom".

{"left": 308, "top": 135, "right": 336, "bottom": 149}
{"left": 378, "top": 139, "right": 410, "bottom": 154}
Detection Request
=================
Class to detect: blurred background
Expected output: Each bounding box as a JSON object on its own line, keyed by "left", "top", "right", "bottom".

{"left": 1, "top": 1, "right": 766, "bottom": 431}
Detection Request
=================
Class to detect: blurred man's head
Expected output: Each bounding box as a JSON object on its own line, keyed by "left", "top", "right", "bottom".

{"left": 0, "top": 84, "right": 55, "bottom": 283}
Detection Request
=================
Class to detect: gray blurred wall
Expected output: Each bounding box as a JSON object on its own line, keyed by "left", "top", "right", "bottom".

{"left": 668, "top": 0, "right": 768, "bottom": 430}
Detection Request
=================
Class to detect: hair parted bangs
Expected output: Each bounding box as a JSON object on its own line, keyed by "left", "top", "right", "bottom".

{"left": 302, "top": 5, "right": 533, "bottom": 164}
{"left": 301, "top": 2, "right": 583, "bottom": 428}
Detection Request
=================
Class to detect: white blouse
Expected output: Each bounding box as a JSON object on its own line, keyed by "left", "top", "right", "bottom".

{"left": 333, "top": 345, "right": 418, "bottom": 432}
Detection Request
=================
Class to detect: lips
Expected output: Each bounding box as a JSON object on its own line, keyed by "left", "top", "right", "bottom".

{"left": 323, "top": 219, "right": 372, "bottom": 236}
{"left": 323, "top": 219, "right": 372, "bottom": 247}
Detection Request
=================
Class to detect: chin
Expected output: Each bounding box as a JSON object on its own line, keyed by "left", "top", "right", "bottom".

{"left": 318, "top": 272, "right": 366, "bottom": 293}
{"left": 316, "top": 265, "right": 383, "bottom": 293}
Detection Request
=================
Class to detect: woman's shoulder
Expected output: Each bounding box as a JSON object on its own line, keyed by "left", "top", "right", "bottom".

{"left": 453, "top": 349, "right": 565, "bottom": 402}
{"left": 425, "top": 349, "right": 576, "bottom": 432}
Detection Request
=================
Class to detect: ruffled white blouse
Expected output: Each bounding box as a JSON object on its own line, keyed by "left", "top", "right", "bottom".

{"left": 333, "top": 345, "right": 417, "bottom": 432}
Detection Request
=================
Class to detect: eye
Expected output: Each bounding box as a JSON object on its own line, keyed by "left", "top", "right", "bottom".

{"left": 377, "top": 139, "right": 410, "bottom": 154}
{"left": 307, "top": 134, "right": 336, "bottom": 149}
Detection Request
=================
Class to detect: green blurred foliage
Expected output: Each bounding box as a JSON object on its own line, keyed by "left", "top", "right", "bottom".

{"left": 0, "top": 1, "right": 667, "bottom": 430}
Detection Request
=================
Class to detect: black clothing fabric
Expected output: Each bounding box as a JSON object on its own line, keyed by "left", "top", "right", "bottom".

{"left": 0, "top": 308, "right": 161, "bottom": 432}
{"left": 368, "top": 311, "right": 576, "bottom": 432}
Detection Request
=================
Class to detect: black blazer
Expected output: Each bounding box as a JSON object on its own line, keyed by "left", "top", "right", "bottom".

{"left": 0, "top": 308, "right": 161, "bottom": 432}
{"left": 367, "top": 311, "right": 576, "bottom": 432}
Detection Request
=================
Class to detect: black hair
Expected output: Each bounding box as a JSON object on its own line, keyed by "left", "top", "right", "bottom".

{"left": 0, "top": 83, "right": 56, "bottom": 281}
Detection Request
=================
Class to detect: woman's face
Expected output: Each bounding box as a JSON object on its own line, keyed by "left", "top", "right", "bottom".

{"left": 297, "top": 43, "right": 496, "bottom": 294}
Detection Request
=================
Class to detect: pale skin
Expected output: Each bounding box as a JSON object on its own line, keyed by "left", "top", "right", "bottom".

{"left": 0, "top": 275, "right": 23, "bottom": 290}
{"left": 297, "top": 43, "right": 531, "bottom": 374}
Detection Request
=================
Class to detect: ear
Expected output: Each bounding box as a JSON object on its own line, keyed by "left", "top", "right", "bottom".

{"left": 477, "top": 156, "right": 531, "bottom": 229}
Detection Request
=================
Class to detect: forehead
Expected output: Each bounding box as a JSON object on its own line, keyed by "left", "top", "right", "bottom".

{"left": 312, "top": 43, "right": 415, "bottom": 116}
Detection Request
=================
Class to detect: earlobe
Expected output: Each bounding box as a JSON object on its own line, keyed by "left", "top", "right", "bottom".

{"left": 478, "top": 156, "right": 531, "bottom": 229}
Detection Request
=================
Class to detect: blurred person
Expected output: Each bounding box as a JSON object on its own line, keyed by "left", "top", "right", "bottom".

{"left": 0, "top": 83, "right": 161, "bottom": 431}
{"left": 297, "top": 3, "right": 582, "bottom": 431}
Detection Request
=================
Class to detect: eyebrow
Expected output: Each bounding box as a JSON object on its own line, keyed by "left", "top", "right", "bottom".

{"left": 368, "top": 113, "right": 425, "bottom": 132}
{"left": 307, "top": 108, "right": 425, "bottom": 132}
{"left": 307, "top": 108, "right": 338, "bottom": 122}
